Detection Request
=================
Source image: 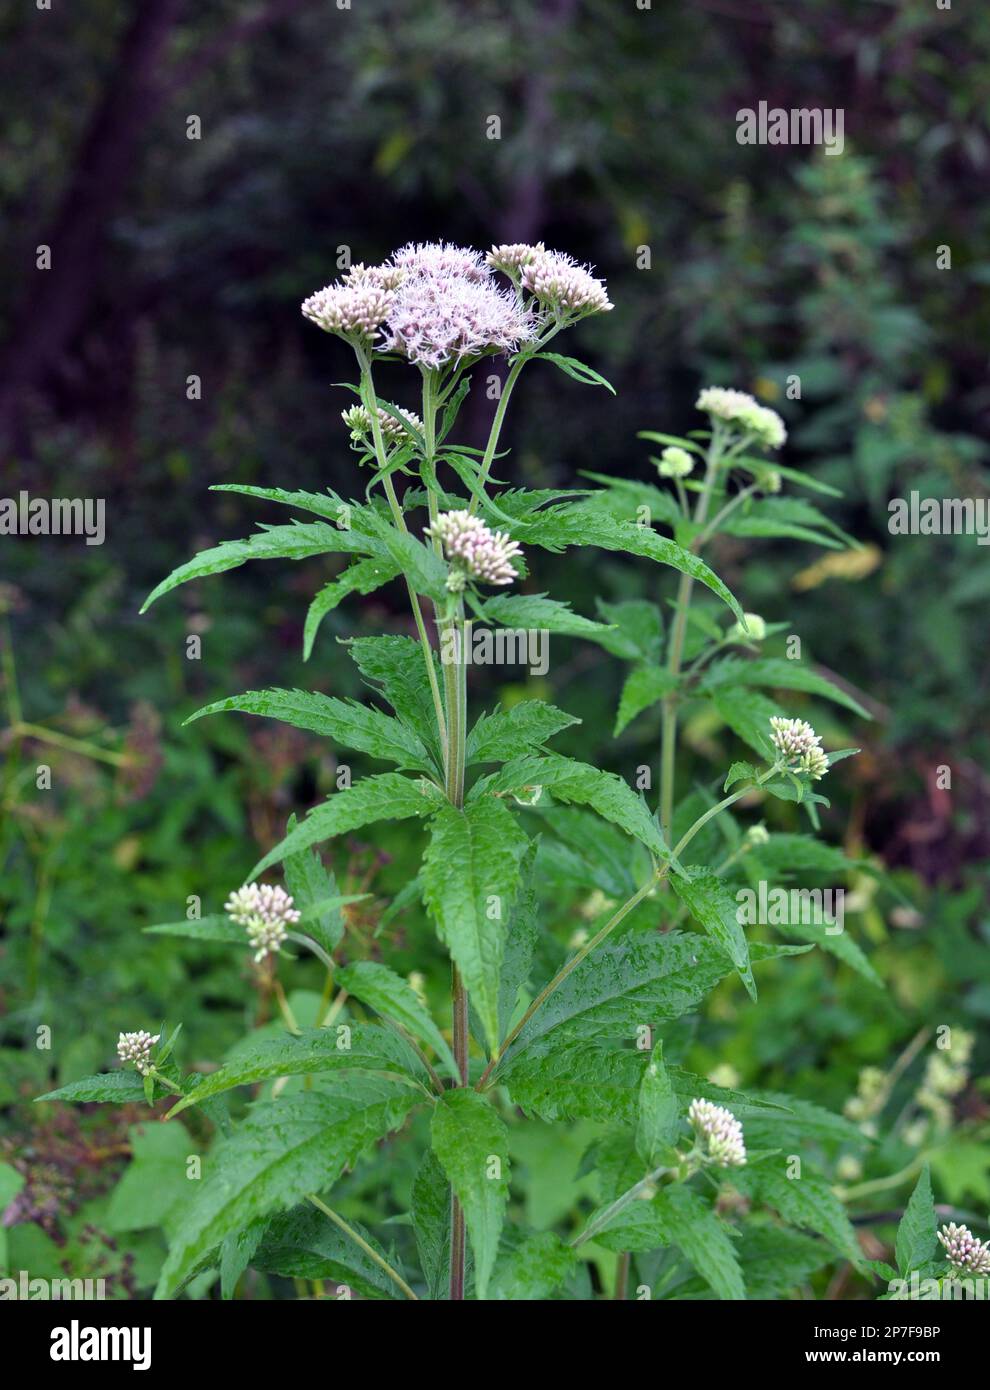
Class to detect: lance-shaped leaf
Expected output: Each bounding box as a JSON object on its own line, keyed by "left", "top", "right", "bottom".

{"left": 140, "top": 521, "right": 375, "bottom": 612}
{"left": 184, "top": 688, "right": 437, "bottom": 774}
{"left": 671, "top": 869, "right": 756, "bottom": 1000}
{"left": 346, "top": 635, "right": 445, "bottom": 762}
{"left": 636, "top": 1041, "right": 680, "bottom": 1164}
{"left": 517, "top": 502, "right": 743, "bottom": 621}
{"left": 304, "top": 557, "right": 402, "bottom": 660}
{"left": 166, "top": 1024, "right": 428, "bottom": 1118}
{"left": 209, "top": 483, "right": 348, "bottom": 522}
{"left": 253, "top": 1204, "right": 403, "bottom": 1299}
{"left": 895, "top": 1165, "right": 936, "bottom": 1277}
{"left": 411, "top": 1151, "right": 452, "bottom": 1301}
{"left": 36, "top": 1072, "right": 148, "bottom": 1105}
{"left": 473, "top": 752, "right": 670, "bottom": 865}
{"left": 155, "top": 1077, "right": 421, "bottom": 1298}
{"left": 711, "top": 686, "right": 785, "bottom": 759}
{"left": 466, "top": 701, "right": 580, "bottom": 765}
{"left": 283, "top": 821, "right": 345, "bottom": 955}
{"left": 250, "top": 773, "right": 442, "bottom": 878}
{"left": 478, "top": 592, "right": 613, "bottom": 639}
{"left": 421, "top": 799, "right": 530, "bottom": 1051}
{"left": 336, "top": 961, "right": 460, "bottom": 1082}
{"left": 735, "top": 1160, "right": 863, "bottom": 1267}
{"left": 431, "top": 1088, "right": 510, "bottom": 1300}
{"left": 651, "top": 1186, "right": 746, "bottom": 1300}
{"left": 490, "top": 1232, "right": 576, "bottom": 1300}
{"left": 701, "top": 656, "right": 870, "bottom": 720}
{"left": 615, "top": 663, "right": 678, "bottom": 736}
{"left": 500, "top": 937, "right": 808, "bottom": 1071}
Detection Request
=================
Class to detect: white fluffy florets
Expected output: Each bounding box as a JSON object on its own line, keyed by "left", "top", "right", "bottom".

{"left": 769, "top": 716, "right": 828, "bottom": 780}
{"left": 520, "top": 248, "right": 613, "bottom": 317}
{"left": 426, "top": 509, "right": 522, "bottom": 588}
{"left": 379, "top": 242, "right": 535, "bottom": 367}
{"left": 225, "top": 883, "right": 301, "bottom": 962}
{"left": 937, "top": 1223, "right": 990, "bottom": 1275}
{"left": 696, "top": 386, "right": 787, "bottom": 450}
{"left": 486, "top": 242, "right": 546, "bottom": 275}
{"left": 117, "top": 1030, "right": 160, "bottom": 1075}
{"left": 657, "top": 446, "right": 695, "bottom": 478}
{"left": 688, "top": 1098, "right": 747, "bottom": 1167}
{"left": 301, "top": 280, "right": 396, "bottom": 341}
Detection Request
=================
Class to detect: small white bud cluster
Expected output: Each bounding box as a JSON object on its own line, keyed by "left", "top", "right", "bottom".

{"left": 744, "top": 821, "right": 770, "bottom": 848}
{"left": 341, "top": 403, "right": 422, "bottom": 444}
{"left": 688, "top": 1098, "right": 747, "bottom": 1167}
{"left": 225, "top": 883, "right": 301, "bottom": 962}
{"left": 769, "top": 716, "right": 828, "bottom": 780}
{"left": 117, "top": 1030, "right": 160, "bottom": 1075}
{"left": 696, "top": 386, "right": 787, "bottom": 450}
{"left": 937, "top": 1223, "right": 990, "bottom": 1275}
{"left": 486, "top": 242, "right": 546, "bottom": 275}
{"left": 657, "top": 446, "right": 694, "bottom": 478}
{"left": 426, "top": 509, "right": 522, "bottom": 588}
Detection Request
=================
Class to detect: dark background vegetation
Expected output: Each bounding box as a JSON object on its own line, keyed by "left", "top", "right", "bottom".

{"left": 1, "top": 0, "right": 987, "bottom": 1296}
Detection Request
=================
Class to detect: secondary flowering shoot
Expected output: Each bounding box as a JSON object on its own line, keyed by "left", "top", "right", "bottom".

{"left": 301, "top": 263, "right": 398, "bottom": 344}
{"left": 518, "top": 247, "right": 613, "bottom": 320}
{"left": 426, "top": 510, "right": 522, "bottom": 590}
{"left": 937, "top": 1223, "right": 990, "bottom": 1275}
{"left": 769, "top": 715, "right": 829, "bottom": 780}
{"left": 341, "top": 403, "right": 422, "bottom": 446}
{"left": 657, "top": 446, "right": 694, "bottom": 478}
{"left": 688, "top": 1098, "right": 747, "bottom": 1167}
{"left": 226, "top": 883, "right": 301, "bottom": 962}
{"left": 696, "top": 386, "right": 787, "bottom": 451}
{"left": 117, "top": 1030, "right": 160, "bottom": 1075}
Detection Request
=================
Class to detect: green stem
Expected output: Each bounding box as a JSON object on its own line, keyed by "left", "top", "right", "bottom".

{"left": 356, "top": 348, "right": 447, "bottom": 749}
{"left": 467, "top": 355, "right": 528, "bottom": 514}
{"left": 658, "top": 430, "right": 725, "bottom": 841}
{"left": 306, "top": 1194, "right": 419, "bottom": 1300}
{"left": 570, "top": 1161, "right": 678, "bottom": 1249}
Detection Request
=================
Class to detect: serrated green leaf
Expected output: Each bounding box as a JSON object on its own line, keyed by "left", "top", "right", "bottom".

{"left": 614, "top": 663, "right": 678, "bottom": 736}
{"left": 518, "top": 503, "right": 743, "bottom": 621}
{"left": 155, "top": 1077, "right": 420, "bottom": 1297}
{"left": 166, "top": 1025, "right": 428, "bottom": 1118}
{"left": 895, "top": 1166, "right": 936, "bottom": 1276}
{"left": 253, "top": 1204, "right": 401, "bottom": 1299}
{"left": 304, "top": 557, "right": 402, "bottom": 660}
{"left": 411, "top": 1151, "right": 451, "bottom": 1301}
{"left": 537, "top": 352, "right": 615, "bottom": 393}
{"left": 737, "top": 1160, "right": 862, "bottom": 1267}
{"left": 346, "top": 635, "right": 444, "bottom": 763}
{"left": 283, "top": 822, "right": 345, "bottom": 956}
{"left": 141, "top": 522, "right": 374, "bottom": 613}
{"left": 724, "top": 761, "right": 756, "bottom": 790}
{"left": 36, "top": 1072, "right": 149, "bottom": 1104}
{"left": 250, "top": 773, "right": 442, "bottom": 878}
{"left": 702, "top": 656, "right": 870, "bottom": 719}
{"left": 473, "top": 752, "right": 669, "bottom": 864}
{"left": 466, "top": 701, "right": 580, "bottom": 765}
{"left": 479, "top": 591, "right": 612, "bottom": 639}
{"left": 421, "top": 799, "right": 529, "bottom": 1050}
{"left": 431, "top": 1089, "right": 509, "bottom": 1300}
{"left": 671, "top": 870, "right": 756, "bottom": 1000}
{"left": 593, "top": 598, "right": 664, "bottom": 661}
{"left": 145, "top": 913, "right": 248, "bottom": 945}
{"left": 336, "top": 961, "right": 459, "bottom": 1082}
{"left": 209, "top": 484, "right": 347, "bottom": 522}
{"left": 636, "top": 1041, "right": 680, "bottom": 1164}
{"left": 654, "top": 1185, "right": 745, "bottom": 1299}
{"left": 184, "top": 688, "right": 437, "bottom": 773}
{"left": 711, "top": 686, "right": 784, "bottom": 758}
{"left": 490, "top": 1231, "right": 576, "bottom": 1300}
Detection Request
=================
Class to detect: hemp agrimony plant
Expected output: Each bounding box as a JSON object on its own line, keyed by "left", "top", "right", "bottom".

{"left": 40, "top": 242, "right": 938, "bottom": 1302}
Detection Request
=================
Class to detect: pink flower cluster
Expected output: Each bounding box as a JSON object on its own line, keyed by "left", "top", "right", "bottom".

{"left": 426, "top": 509, "right": 522, "bottom": 588}
{"left": 937, "top": 1223, "right": 990, "bottom": 1275}
{"left": 226, "top": 882, "right": 301, "bottom": 962}
{"left": 380, "top": 242, "right": 535, "bottom": 368}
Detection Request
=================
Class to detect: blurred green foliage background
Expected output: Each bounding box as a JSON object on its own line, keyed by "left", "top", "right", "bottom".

{"left": 1, "top": 0, "right": 987, "bottom": 1296}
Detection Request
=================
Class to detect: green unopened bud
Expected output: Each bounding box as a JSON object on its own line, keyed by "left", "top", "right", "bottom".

{"left": 728, "top": 613, "right": 766, "bottom": 643}
{"left": 657, "top": 446, "right": 694, "bottom": 478}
